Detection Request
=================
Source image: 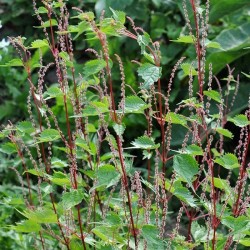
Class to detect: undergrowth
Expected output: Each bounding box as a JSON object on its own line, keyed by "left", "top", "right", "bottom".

{"left": 0, "top": 0, "right": 250, "bottom": 249}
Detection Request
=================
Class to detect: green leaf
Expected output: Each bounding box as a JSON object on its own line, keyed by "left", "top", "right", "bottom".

{"left": 210, "top": 0, "right": 250, "bottom": 23}
{"left": 109, "top": 8, "right": 126, "bottom": 24}
{"left": 143, "top": 150, "right": 153, "bottom": 160}
{"left": 89, "top": 142, "right": 97, "bottom": 155}
{"left": 75, "top": 137, "right": 93, "bottom": 154}
{"left": 137, "top": 63, "right": 162, "bottom": 89}
{"left": 34, "top": 19, "right": 58, "bottom": 28}
{"left": 44, "top": 86, "right": 63, "bottom": 100}
{"left": 61, "top": 189, "right": 85, "bottom": 210}
{"left": 0, "top": 58, "right": 23, "bottom": 67}
{"left": 69, "top": 239, "right": 84, "bottom": 250}
{"left": 171, "top": 35, "right": 195, "bottom": 44}
{"left": 49, "top": 171, "right": 71, "bottom": 186}
{"left": 143, "top": 52, "right": 155, "bottom": 64}
{"left": 73, "top": 21, "right": 91, "bottom": 39}
{"left": 181, "top": 63, "right": 198, "bottom": 76}
{"left": 215, "top": 153, "right": 239, "bottom": 169}
{"left": 20, "top": 207, "right": 57, "bottom": 223}
{"left": 52, "top": 2, "right": 64, "bottom": 8}
{"left": 221, "top": 216, "right": 250, "bottom": 235}
{"left": 13, "top": 220, "right": 41, "bottom": 233}
{"left": 242, "top": 72, "right": 250, "bottom": 79}
{"left": 239, "top": 238, "right": 250, "bottom": 247}
{"left": 81, "top": 98, "right": 110, "bottom": 117}
{"left": 215, "top": 128, "right": 233, "bottom": 139}
{"left": 81, "top": 105, "right": 106, "bottom": 117}
{"left": 86, "top": 124, "right": 97, "bottom": 133}
{"left": 106, "top": 212, "right": 122, "bottom": 226}
{"left": 40, "top": 182, "right": 53, "bottom": 197}
{"left": 137, "top": 32, "right": 151, "bottom": 54}
{"left": 59, "top": 51, "right": 73, "bottom": 67}
{"left": 92, "top": 226, "right": 109, "bottom": 242}
{"left": 36, "top": 6, "right": 48, "bottom": 14}
{"left": 131, "top": 135, "right": 160, "bottom": 150}
{"left": 0, "top": 142, "right": 17, "bottom": 154}
{"left": 173, "top": 181, "right": 197, "bottom": 207}
{"left": 207, "top": 22, "right": 250, "bottom": 75}
{"left": 30, "top": 39, "right": 49, "bottom": 49}
{"left": 191, "top": 221, "right": 207, "bottom": 242}
{"left": 39, "top": 129, "right": 61, "bottom": 142}
{"left": 173, "top": 154, "right": 199, "bottom": 187}
{"left": 228, "top": 114, "right": 250, "bottom": 127}
{"left": 95, "top": 165, "right": 120, "bottom": 189}
{"left": 165, "top": 112, "right": 188, "bottom": 127}
{"left": 113, "top": 123, "right": 125, "bottom": 136}
{"left": 51, "top": 157, "right": 68, "bottom": 168}
{"left": 183, "top": 144, "right": 203, "bottom": 156}
{"left": 178, "top": 97, "right": 203, "bottom": 108}
{"left": 100, "top": 18, "right": 124, "bottom": 36}
{"left": 69, "top": 237, "right": 96, "bottom": 249}
{"left": 206, "top": 41, "right": 222, "bottom": 49}
{"left": 203, "top": 90, "right": 222, "bottom": 103}
{"left": 75, "top": 12, "right": 95, "bottom": 21}
{"left": 92, "top": 226, "right": 124, "bottom": 244}
{"left": 141, "top": 178, "right": 156, "bottom": 193}
{"left": 17, "top": 121, "right": 35, "bottom": 134}
{"left": 124, "top": 95, "right": 149, "bottom": 113}
{"left": 211, "top": 177, "right": 231, "bottom": 194}
{"left": 83, "top": 59, "right": 106, "bottom": 77}
{"left": 141, "top": 225, "right": 159, "bottom": 245}
{"left": 24, "top": 169, "right": 44, "bottom": 177}
{"left": 105, "top": 134, "right": 118, "bottom": 150}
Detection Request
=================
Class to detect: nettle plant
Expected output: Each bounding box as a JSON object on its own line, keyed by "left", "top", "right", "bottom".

{"left": 1, "top": 0, "right": 250, "bottom": 249}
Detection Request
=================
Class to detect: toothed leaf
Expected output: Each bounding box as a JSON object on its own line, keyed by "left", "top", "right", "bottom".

{"left": 173, "top": 154, "right": 199, "bottom": 187}
{"left": 216, "top": 128, "right": 233, "bottom": 139}
{"left": 132, "top": 135, "right": 160, "bottom": 150}
{"left": 215, "top": 153, "right": 239, "bottom": 169}
{"left": 228, "top": 114, "right": 250, "bottom": 127}
{"left": 62, "top": 189, "right": 86, "bottom": 210}
{"left": 137, "top": 63, "right": 161, "bottom": 89}
{"left": 204, "top": 90, "right": 222, "bottom": 103}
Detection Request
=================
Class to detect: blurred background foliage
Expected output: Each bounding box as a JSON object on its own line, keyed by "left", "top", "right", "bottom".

{"left": 0, "top": 0, "right": 250, "bottom": 248}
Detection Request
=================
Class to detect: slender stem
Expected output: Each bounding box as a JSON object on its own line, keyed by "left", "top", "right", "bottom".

{"left": 27, "top": 76, "right": 70, "bottom": 250}
{"left": 77, "top": 204, "right": 87, "bottom": 250}
{"left": 22, "top": 49, "right": 72, "bottom": 248}
{"left": 61, "top": 74, "right": 86, "bottom": 249}
{"left": 233, "top": 126, "right": 250, "bottom": 216}
{"left": 45, "top": 8, "right": 86, "bottom": 248}
{"left": 47, "top": 6, "right": 56, "bottom": 53}
{"left": 210, "top": 162, "right": 217, "bottom": 250}
{"left": 50, "top": 193, "right": 70, "bottom": 249}
{"left": 65, "top": 34, "right": 86, "bottom": 134}
{"left": 39, "top": 231, "right": 45, "bottom": 250}
{"left": 190, "top": 0, "right": 203, "bottom": 98}
{"left": 117, "top": 136, "right": 137, "bottom": 245}
{"left": 95, "top": 29, "right": 138, "bottom": 246}
{"left": 187, "top": 212, "right": 193, "bottom": 242}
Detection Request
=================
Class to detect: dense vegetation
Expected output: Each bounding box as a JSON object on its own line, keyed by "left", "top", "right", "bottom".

{"left": 0, "top": 0, "right": 250, "bottom": 249}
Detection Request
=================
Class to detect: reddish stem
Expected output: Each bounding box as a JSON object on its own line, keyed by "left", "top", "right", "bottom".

{"left": 190, "top": 0, "right": 203, "bottom": 98}
{"left": 44, "top": 8, "right": 86, "bottom": 248}
{"left": 95, "top": 29, "right": 138, "bottom": 247}
{"left": 233, "top": 125, "right": 250, "bottom": 216}
{"left": 187, "top": 212, "right": 193, "bottom": 242}
{"left": 39, "top": 231, "right": 45, "bottom": 250}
